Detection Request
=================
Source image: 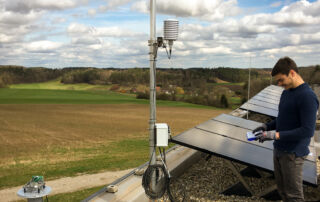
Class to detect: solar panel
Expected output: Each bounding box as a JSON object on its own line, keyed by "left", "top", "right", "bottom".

{"left": 247, "top": 99, "right": 279, "bottom": 111}
{"left": 240, "top": 85, "right": 283, "bottom": 116}
{"left": 265, "top": 85, "right": 284, "bottom": 92}
{"left": 267, "top": 84, "right": 283, "bottom": 89}
{"left": 257, "top": 92, "right": 280, "bottom": 100}
{"left": 171, "top": 114, "right": 317, "bottom": 185}
{"left": 263, "top": 89, "right": 283, "bottom": 95}
{"left": 260, "top": 89, "right": 282, "bottom": 97}
{"left": 213, "top": 113, "right": 261, "bottom": 130}
{"left": 251, "top": 95, "right": 280, "bottom": 105}
{"left": 240, "top": 103, "right": 278, "bottom": 117}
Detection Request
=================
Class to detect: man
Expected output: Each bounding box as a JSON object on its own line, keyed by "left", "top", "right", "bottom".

{"left": 253, "top": 57, "right": 319, "bottom": 202}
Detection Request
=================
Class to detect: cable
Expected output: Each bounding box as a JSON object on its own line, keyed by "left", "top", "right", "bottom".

{"left": 142, "top": 147, "right": 183, "bottom": 201}
{"left": 165, "top": 46, "right": 172, "bottom": 59}
{"left": 142, "top": 163, "right": 169, "bottom": 199}
{"left": 142, "top": 147, "right": 169, "bottom": 200}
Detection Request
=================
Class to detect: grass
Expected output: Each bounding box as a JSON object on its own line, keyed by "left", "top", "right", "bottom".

{"left": 9, "top": 79, "right": 110, "bottom": 91}
{"left": 229, "top": 96, "right": 242, "bottom": 109}
{"left": 0, "top": 88, "right": 216, "bottom": 109}
{"left": 0, "top": 138, "right": 149, "bottom": 189}
{"left": 0, "top": 104, "right": 230, "bottom": 189}
{"left": 15, "top": 185, "right": 104, "bottom": 202}
{"left": 209, "top": 82, "right": 245, "bottom": 86}
{"left": 48, "top": 185, "right": 104, "bottom": 202}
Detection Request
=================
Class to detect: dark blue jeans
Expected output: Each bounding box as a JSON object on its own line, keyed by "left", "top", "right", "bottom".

{"left": 273, "top": 149, "right": 305, "bottom": 202}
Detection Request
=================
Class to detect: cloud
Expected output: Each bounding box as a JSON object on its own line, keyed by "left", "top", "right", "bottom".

{"left": 270, "top": 1, "right": 282, "bottom": 8}
{"left": 3, "top": 0, "right": 82, "bottom": 13}
{"left": 88, "top": 8, "right": 96, "bottom": 17}
{"left": 0, "top": 34, "right": 16, "bottom": 43}
{"left": 71, "top": 37, "right": 101, "bottom": 45}
{"left": 0, "top": 10, "right": 41, "bottom": 27}
{"left": 132, "top": 0, "right": 241, "bottom": 21}
{"left": 1, "top": 0, "right": 320, "bottom": 68}
{"left": 67, "top": 23, "right": 145, "bottom": 38}
{"left": 25, "top": 41, "right": 63, "bottom": 53}
{"left": 99, "top": 0, "right": 133, "bottom": 12}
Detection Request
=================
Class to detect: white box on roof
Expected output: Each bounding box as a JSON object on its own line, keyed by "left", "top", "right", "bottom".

{"left": 156, "top": 123, "right": 169, "bottom": 147}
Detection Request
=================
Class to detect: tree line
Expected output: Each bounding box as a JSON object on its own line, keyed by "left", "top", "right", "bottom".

{"left": 1, "top": 65, "right": 319, "bottom": 108}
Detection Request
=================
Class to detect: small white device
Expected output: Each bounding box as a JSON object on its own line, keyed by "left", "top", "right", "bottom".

{"left": 155, "top": 123, "right": 169, "bottom": 147}
{"left": 246, "top": 131, "right": 262, "bottom": 141}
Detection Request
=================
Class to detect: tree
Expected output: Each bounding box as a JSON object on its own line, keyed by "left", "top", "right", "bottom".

{"left": 220, "top": 94, "right": 229, "bottom": 108}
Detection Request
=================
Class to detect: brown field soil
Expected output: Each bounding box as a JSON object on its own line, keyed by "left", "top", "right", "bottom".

{"left": 213, "top": 77, "right": 228, "bottom": 83}
{"left": 0, "top": 104, "right": 230, "bottom": 165}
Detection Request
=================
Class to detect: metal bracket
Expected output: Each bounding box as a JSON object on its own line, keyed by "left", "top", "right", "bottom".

{"left": 224, "top": 160, "right": 254, "bottom": 195}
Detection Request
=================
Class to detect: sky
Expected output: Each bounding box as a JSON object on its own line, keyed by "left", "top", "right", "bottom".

{"left": 0, "top": 0, "right": 319, "bottom": 69}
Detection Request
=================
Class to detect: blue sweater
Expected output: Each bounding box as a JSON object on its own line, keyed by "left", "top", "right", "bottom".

{"left": 266, "top": 83, "right": 319, "bottom": 157}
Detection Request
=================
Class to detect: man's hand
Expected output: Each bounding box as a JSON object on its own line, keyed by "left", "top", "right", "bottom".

{"left": 252, "top": 124, "right": 267, "bottom": 134}
{"left": 255, "top": 131, "right": 276, "bottom": 143}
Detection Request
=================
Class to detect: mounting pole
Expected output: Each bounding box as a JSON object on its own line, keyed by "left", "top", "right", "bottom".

{"left": 247, "top": 56, "right": 251, "bottom": 119}
{"left": 148, "top": 0, "right": 157, "bottom": 190}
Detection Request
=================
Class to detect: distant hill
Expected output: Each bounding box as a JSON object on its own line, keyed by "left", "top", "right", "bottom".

{"left": 0, "top": 65, "right": 273, "bottom": 87}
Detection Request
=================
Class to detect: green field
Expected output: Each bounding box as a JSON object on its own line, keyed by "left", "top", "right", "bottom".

{"left": 0, "top": 80, "right": 230, "bottom": 192}
{"left": 9, "top": 79, "right": 110, "bottom": 91}
{"left": 1, "top": 80, "right": 217, "bottom": 109}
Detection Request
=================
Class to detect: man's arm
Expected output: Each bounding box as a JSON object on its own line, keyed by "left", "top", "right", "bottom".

{"left": 266, "top": 119, "right": 276, "bottom": 131}
{"left": 279, "top": 93, "right": 319, "bottom": 141}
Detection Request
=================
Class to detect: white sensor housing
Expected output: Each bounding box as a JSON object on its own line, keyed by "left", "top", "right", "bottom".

{"left": 163, "top": 19, "right": 179, "bottom": 41}
{"left": 155, "top": 123, "right": 169, "bottom": 147}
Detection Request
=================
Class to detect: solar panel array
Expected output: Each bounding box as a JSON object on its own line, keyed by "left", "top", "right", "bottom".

{"left": 240, "top": 85, "right": 283, "bottom": 117}
{"left": 171, "top": 85, "right": 318, "bottom": 185}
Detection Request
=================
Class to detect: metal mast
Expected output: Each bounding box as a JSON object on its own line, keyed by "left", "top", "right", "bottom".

{"left": 148, "top": 0, "right": 156, "bottom": 173}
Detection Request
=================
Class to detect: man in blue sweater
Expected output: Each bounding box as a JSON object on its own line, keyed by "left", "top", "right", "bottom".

{"left": 253, "top": 57, "right": 319, "bottom": 202}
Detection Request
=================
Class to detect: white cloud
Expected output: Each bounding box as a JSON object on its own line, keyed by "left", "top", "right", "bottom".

{"left": 72, "top": 37, "right": 101, "bottom": 45}
{"left": 99, "top": 0, "right": 133, "bottom": 12}
{"left": 270, "top": 1, "right": 282, "bottom": 8}
{"left": 196, "top": 46, "right": 232, "bottom": 54}
{"left": 0, "top": 34, "right": 16, "bottom": 43}
{"left": 0, "top": 10, "right": 41, "bottom": 27}
{"left": 132, "top": 0, "right": 241, "bottom": 21}
{"left": 88, "top": 8, "right": 96, "bottom": 17}
{"left": 3, "top": 0, "right": 82, "bottom": 13}
{"left": 25, "top": 41, "right": 62, "bottom": 53}
{"left": 1, "top": 0, "right": 320, "bottom": 68}
{"left": 52, "top": 17, "right": 66, "bottom": 24}
{"left": 265, "top": 45, "right": 313, "bottom": 54}
{"left": 67, "top": 23, "right": 145, "bottom": 38}
{"left": 67, "top": 23, "right": 92, "bottom": 34}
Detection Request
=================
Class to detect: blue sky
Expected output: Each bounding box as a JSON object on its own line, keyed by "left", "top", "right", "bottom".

{"left": 0, "top": 0, "right": 320, "bottom": 68}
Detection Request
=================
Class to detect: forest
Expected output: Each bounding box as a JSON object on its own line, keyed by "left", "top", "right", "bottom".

{"left": 1, "top": 65, "right": 319, "bottom": 108}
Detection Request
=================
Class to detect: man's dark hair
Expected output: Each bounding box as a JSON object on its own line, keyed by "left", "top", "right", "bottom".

{"left": 271, "top": 56, "right": 299, "bottom": 76}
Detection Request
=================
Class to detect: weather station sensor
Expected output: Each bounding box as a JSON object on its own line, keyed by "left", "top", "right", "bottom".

{"left": 156, "top": 19, "right": 179, "bottom": 59}
{"left": 17, "top": 176, "right": 51, "bottom": 202}
{"left": 143, "top": 0, "right": 179, "bottom": 200}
